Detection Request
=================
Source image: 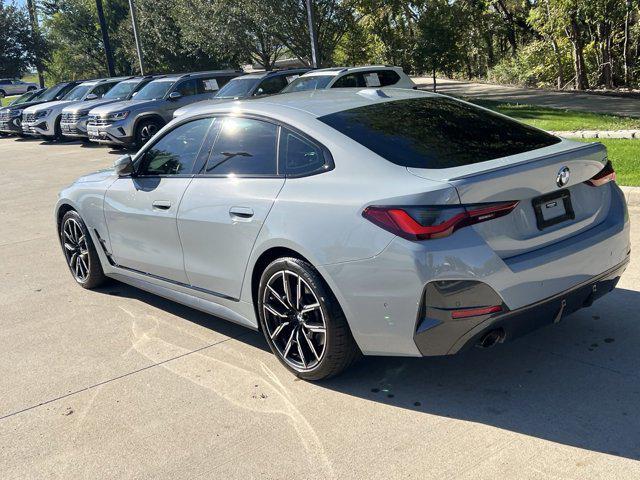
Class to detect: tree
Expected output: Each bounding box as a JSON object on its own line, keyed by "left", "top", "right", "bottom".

{"left": 0, "top": 2, "right": 39, "bottom": 78}
{"left": 415, "top": 0, "right": 461, "bottom": 91}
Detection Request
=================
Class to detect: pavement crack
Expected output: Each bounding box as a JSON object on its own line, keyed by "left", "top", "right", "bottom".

{"left": 0, "top": 332, "right": 252, "bottom": 422}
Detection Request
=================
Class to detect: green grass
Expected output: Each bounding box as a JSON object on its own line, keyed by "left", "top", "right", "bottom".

{"left": 473, "top": 100, "right": 640, "bottom": 132}
{"left": 577, "top": 138, "right": 640, "bottom": 186}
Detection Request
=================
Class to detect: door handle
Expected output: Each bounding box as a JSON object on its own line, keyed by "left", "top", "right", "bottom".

{"left": 152, "top": 200, "right": 172, "bottom": 210}
{"left": 229, "top": 206, "right": 254, "bottom": 219}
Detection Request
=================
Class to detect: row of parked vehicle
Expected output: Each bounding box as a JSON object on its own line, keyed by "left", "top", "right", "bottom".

{"left": 0, "top": 66, "right": 415, "bottom": 150}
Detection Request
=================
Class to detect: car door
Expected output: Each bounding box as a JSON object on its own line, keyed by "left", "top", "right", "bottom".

{"left": 8, "top": 80, "right": 22, "bottom": 95}
{"left": 177, "top": 116, "right": 285, "bottom": 300}
{"left": 161, "top": 79, "right": 197, "bottom": 121}
{"left": 104, "top": 117, "right": 215, "bottom": 283}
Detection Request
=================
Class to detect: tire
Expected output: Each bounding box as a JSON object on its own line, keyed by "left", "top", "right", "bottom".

{"left": 134, "top": 118, "right": 163, "bottom": 149}
{"left": 0, "top": 90, "right": 5, "bottom": 98}
{"left": 257, "top": 257, "right": 359, "bottom": 380}
{"left": 59, "top": 210, "right": 107, "bottom": 289}
{"left": 27, "top": 86, "right": 36, "bottom": 92}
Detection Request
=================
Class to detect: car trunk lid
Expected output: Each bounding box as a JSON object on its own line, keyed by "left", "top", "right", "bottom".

{"left": 407, "top": 140, "right": 611, "bottom": 259}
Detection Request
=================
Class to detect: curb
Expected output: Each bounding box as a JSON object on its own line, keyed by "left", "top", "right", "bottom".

{"left": 621, "top": 186, "right": 640, "bottom": 207}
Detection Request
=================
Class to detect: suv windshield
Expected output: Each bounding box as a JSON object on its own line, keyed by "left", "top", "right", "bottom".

{"left": 38, "top": 84, "right": 68, "bottom": 102}
{"left": 319, "top": 97, "right": 561, "bottom": 169}
{"left": 281, "top": 75, "right": 334, "bottom": 93}
{"left": 103, "top": 81, "right": 138, "bottom": 100}
{"left": 11, "top": 91, "right": 39, "bottom": 105}
{"left": 215, "top": 78, "right": 257, "bottom": 98}
{"left": 135, "top": 80, "right": 174, "bottom": 100}
{"left": 63, "top": 84, "right": 93, "bottom": 101}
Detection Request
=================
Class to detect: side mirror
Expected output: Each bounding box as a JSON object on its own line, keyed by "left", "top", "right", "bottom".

{"left": 114, "top": 154, "right": 134, "bottom": 176}
{"left": 86, "top": 93, "right": 98, "bottom": 100}
{"left": 168, "top": 91, "right": 182, "bottom": 101}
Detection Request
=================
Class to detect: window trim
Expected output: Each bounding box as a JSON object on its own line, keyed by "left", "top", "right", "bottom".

{"left": 188, "top": 112, "right": 335, "bottom": 179}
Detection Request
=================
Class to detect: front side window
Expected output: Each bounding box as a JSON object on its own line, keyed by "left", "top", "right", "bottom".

{"left": 332, "top": 73, "right": 366, "bottom": 88}
{"left": 202, "top": 117, "right": 278, "bottom": 176}
{"left": 176, "top": 80, "right": 197, "bottom": 97}
{"left": 254, "top": 76, "right": 288, "bottom": 96}
{"left": 137, "top": 118, "right": 214, "bottom": 175}
{"left": 319, "top": 97, "right": 561, "bottom": 169}
{"left": 280, "top": 129, "right": 326, "bottom": 176}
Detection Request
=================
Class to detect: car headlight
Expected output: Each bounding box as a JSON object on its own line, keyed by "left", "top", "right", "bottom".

{"left": 107, "top": 111, "right": 129, "bottom": 121}
{"left": 35, "top": 109, "right": 51, "bottom": 119}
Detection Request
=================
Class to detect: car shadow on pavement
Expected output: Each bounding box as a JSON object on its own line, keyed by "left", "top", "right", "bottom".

{"left": 323, "top": 286, "right": 640, "bottom": 462}
{"left": 97, "top": 282, "right": 640, "bottom": 461}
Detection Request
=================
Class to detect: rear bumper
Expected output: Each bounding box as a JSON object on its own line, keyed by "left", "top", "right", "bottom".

{"left": 322, "top": 183, "right": 630, "bottom": 357}
{"left": 419, "top": 257, "right": 628, "bottom": 355}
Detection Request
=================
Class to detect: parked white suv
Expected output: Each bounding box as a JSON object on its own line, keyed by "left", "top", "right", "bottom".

{"left": 0, "top": 78, "right": 38, "bottom": 98}
{"left": 282, "top": 66, "right": 415, "bottom": 93}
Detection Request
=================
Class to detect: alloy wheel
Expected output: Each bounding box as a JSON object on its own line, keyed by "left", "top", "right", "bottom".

{"left": 62, "top": 218, "right": 90, "bottom": 282}
{"left": 262, "top": 270, "right": 327, "bottom": 371}
{"left": 139, "top": 123, "right": 159, "bottom": 144}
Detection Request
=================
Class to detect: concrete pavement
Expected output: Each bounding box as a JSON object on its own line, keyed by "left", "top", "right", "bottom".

{"left": 414, "top": 77, "right": 640, "bottom": 118}
{"left": 1, "top": 137, "right": 639, "bottom": 479}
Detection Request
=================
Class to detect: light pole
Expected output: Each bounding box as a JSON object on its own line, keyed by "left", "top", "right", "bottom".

{"left": 305, "top": 0, "right": 320, "bottom": 68}
{"left": 128, "top": 0, "right": 145, "bottom": 75}
{"left": 96, "top": 0, "right": 116, "bottom": 77}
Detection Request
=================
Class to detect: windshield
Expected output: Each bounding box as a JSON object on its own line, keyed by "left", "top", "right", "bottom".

{"left": 281, "top": 75, "right": 334, "bottom": 93}
{"left": 215, "top": 78, "right": 257, "bottom": 99}
{"left": 63, "top": 84, "right": 93, "bottom": 101}
{"left": 38, "top": 84, "right": 68, "bottom": 102}
{"left": 134, "top": 80, "right": 173, "bottom": 100}
{"left": 319, "top": 97, "right": 560, "bottom": 169}
{"left": 104, "top": 81, "right": 138, "bottom": 100}
{"left": 10, "top": 91, "right": 38, "bottom": 105}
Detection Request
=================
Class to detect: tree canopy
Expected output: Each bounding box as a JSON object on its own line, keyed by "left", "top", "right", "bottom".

{"left": 1, "top": 0, "right": 639, "bottom": 90}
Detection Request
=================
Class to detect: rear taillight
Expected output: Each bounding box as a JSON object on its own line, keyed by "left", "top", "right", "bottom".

{"left": 362, "top": 201, "right": 519, "bottom": 240}
{"left": 586, "top": 160, "right": 616, "bottom": 187}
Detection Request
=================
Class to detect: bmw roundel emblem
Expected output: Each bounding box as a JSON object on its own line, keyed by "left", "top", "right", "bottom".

{"left": 556, "top": 166, "right": 570, "bottom": 187}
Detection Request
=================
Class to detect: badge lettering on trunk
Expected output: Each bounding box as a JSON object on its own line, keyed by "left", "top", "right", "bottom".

{"left": 556, "top": 166, "right": 570, "bottom": 187}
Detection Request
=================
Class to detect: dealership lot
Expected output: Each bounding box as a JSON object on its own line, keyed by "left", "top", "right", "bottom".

{"left": 1, "top": 137, "right": 639, "bottom": 479}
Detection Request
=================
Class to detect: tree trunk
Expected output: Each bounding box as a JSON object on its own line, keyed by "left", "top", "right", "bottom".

{"left": 551, "top": 38, "right": 564, "bottom": 90}
{"left": 433, "top": 67, "right": 437, "bottom": 92}
{"left": 598, "top": 21, "right": 614, "bottom": 88}
{"left": 623, "top": 0, "right": 632, "bottom": 86}
{"left": 25, "top": 0, "right": 44, "bottom": 87}
{"left": 568, "top": 15, "right": 589, "bottom": 90}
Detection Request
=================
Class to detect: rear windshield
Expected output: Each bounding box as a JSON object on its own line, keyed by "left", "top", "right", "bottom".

{"left": 318, "top": 97, "right": 561, "bottom": 169}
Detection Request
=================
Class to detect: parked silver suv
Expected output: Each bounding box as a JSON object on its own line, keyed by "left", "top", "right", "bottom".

{"left": 87, "top": 70, "right": 243, "bottom": 149}
{"left": 60, "top": 76, "right": 160, "bottom": 140}
{"left": 22, "top": 78, "right": 123, "bottom": 141}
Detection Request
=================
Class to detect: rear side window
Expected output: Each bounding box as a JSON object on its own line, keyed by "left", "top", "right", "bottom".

{"left": 280, "top": 128, "right": 326, "bottom": 176}
{"left": 318, "top": 97, "right": 561, "bottom": 169}
{"left": 198, "top": 78, "right": 221, "bottom": 94}
{"left": 137, "top": 118, "right": 214, "bottom": 175}
{"left": 378, "top": 70, "right": 400, "bottom": 86}
{"left": 203, "top": 117, "right": 278, "bottom": 176}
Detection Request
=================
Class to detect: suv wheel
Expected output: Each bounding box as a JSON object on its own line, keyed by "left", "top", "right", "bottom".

{"left": 0, "top": 90, "right": 5, "bottom": 98}
{"left": 257, "top": 257, "right": 359, "bottom": 380}
{"left": 134, "top": 119, "right": 163, "bottom": 149}
{"left": 59, "top": 210, "right": 107, "bottom": 289}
